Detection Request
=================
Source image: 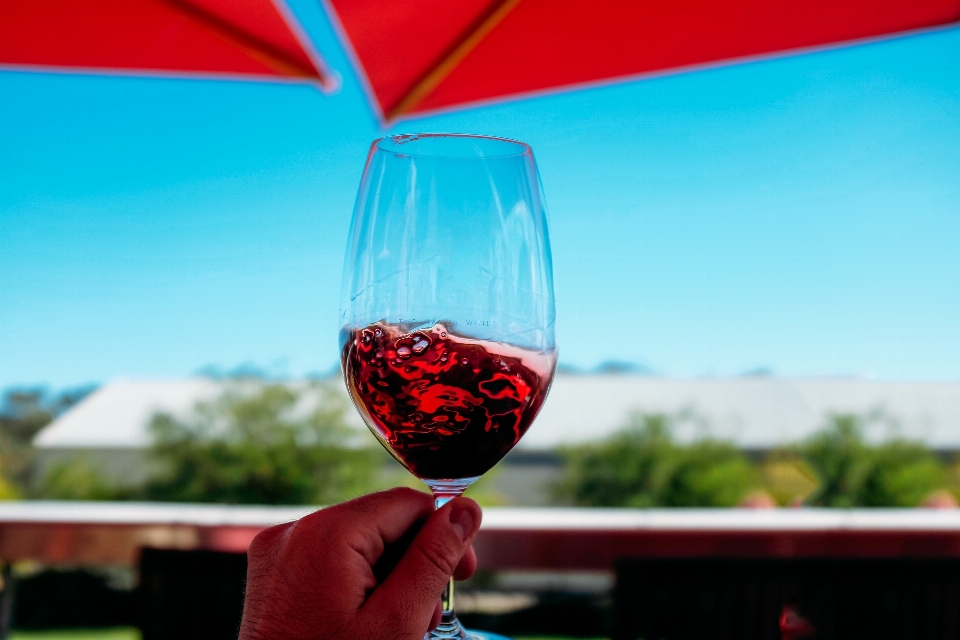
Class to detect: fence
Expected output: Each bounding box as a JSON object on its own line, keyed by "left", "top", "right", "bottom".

{"left": 2, "top": 503, "right": 960, "bottom": 638}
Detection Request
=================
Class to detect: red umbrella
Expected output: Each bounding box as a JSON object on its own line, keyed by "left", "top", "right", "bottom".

{"left": 2, "top": 1, "right": 957, "bottom": 121}
{"left": 0, "top": 0, "right": 334, "bottom": 89}
{"left": 327, "top": 0, "right": 960, "bottom": 121}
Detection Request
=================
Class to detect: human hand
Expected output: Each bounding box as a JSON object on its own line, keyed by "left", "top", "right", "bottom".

{"left": 239, "top": 487, "right": 482, "bottom": 640}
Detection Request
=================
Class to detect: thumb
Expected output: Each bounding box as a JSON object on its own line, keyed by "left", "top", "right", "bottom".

{"left": 361, "top": 497, "right": 482, "bottom": 637}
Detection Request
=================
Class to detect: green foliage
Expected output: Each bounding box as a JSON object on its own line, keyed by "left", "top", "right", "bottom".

{"left": 0, "top": 386, "right": 95, "bottom": 497}
{"left": 556, "top": 412, "right": 951, "bottom": 509}
{"left": 139, "top": 383, "right": 385, "bottom": 505}
{"left": 9, "top": 630, "right": 140, "bottom": 640}
{"left": 801, "top": 414, "right": 945, "bottom": 507}
{"left": 555, "top": 414, "right": 756, "bottom": 507}
{"left": 37, "top": 457, "right": 127, "bottom": 501}
{"left": 756, "top": 455, "right": 818, "bottom": 506}
{"left": 12, "top": 379, "right": 954, "bottom": 510}
{"left": 0, "top": 390, "right": 54, "bottom": 495}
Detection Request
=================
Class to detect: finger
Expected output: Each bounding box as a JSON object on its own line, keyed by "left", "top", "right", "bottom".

{"left": 362, "top": 497, "right": 482, "bottom": 635}
{"left": 246, "top": 520, "right": 293, "bottom": 568}
{"left": 429, "top": 602, "right": 442, "bottom": 631}
{"left": 453, "top": 545, "right": 477, "bottom": 581}
{"left": 293, "top": 487, "right": 434, "bottom": 567}
{"left": 317, "top": 486, "right": 434, "bottom": 543}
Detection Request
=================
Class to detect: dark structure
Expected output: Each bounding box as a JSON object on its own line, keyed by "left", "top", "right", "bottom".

{"left": 10, "top": 569, "right": 136, "bottom": 630}
{"left": 614, "top": 558, "right": 960, "bottom": 640}
{"left": 461, "top": 591, "right": 609, "bottom": 638}
{"left": 139, "top": 548, "right": 247, "bottom": 640}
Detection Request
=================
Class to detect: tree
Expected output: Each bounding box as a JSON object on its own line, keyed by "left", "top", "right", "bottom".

{"left": 755, "top": 454, "right": 819, "bottom": 506}
{"left": 554, "top": 411, "right": 950, "bottom": 508}
{"left": 0, "top": 386, "right": 95, "bottom": 496}
{"left": 139, "top": 382, "right": 386, "bottom": 504}
{"left": 554, "top": 413, "right": 755, "bottom": 507}
{"left": 801, "top": 414, "right": 945, "bottom": 507}
{"left": 36, "top": 457, "right": 123, "bottom": 501}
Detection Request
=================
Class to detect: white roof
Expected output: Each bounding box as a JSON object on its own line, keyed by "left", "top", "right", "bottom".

{"left": 34, "top": 378, "right": 365, "bottom": 449}
{"left": 34, "top": 376, "right": 960, "bottom": 450}
{"left": 525, "top": 376, "right": 960, "bottom": 449}
{"left": 35, "top": 379, "right": 222, "bottom": 448}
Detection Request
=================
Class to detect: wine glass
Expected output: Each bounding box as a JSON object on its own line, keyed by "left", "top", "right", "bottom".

{"left": 340, "top": 133, "right": 556, "bottom": 640}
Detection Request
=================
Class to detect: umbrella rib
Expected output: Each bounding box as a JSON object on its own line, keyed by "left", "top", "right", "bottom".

{"left": 162, "top": 0, "right": 321, "bottom": 80}
{"left": 386, "top": 0, "right": 523, "bottom": 120}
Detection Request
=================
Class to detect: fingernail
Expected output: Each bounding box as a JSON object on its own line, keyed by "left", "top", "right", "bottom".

{"left": 449, "top": 506, "right": 476, "bottom": 541}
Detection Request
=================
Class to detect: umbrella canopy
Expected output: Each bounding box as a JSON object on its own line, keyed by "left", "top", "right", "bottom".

{"left": 0, "top": 0, "right": 334, "bottom": 88}
{"left": 3, "top": 1, "right": 957, "bottom": 119}
{"left": 327, "top": 0, "right": 960, "bottom": 121}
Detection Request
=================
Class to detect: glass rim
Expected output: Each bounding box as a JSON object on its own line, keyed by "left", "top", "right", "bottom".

{"left": 373, "top": 133, "right": 532, "bottom": 160}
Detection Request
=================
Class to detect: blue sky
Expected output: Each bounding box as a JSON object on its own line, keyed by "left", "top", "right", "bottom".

{"left": 1, "top": 2, "right": 959, "bottom": 390}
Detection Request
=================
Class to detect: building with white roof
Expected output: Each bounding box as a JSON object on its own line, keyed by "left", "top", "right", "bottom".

{"left": 32, "top": 376, "right": 960, "bottom": 504}
{"left": 37, "top": 376, "right": 960, "bottom": 452}
{"left": 530, "top": 376, "right": 960, "bottom": 450}
{"left": 34, "top": 378, "right": 362, "bottom": 450}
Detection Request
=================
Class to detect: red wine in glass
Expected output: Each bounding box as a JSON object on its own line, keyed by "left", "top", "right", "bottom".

{"left": 342, "top": 322, "right": 556, "bottom": 480}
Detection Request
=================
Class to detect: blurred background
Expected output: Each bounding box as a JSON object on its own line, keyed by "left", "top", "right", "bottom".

{"left": 2, "top": 0, "right": 960, "bottom": 638}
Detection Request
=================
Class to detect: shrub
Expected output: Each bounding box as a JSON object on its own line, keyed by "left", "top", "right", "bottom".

{"left": 801, "top": 414, "right": 945, "bottom": 508}
{"left": 139, "top": 382, "right": 385, "bottom": 505}
{"left": 38, "top": 457, "right": 125, "bottom": 501}
{"left": 555, "top": 412, "right": 951, "bottom": 508}
{"left": 555, "top": 413, "right": 755, "bottom": 507}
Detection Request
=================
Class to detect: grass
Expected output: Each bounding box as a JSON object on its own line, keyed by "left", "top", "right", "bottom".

{"left": 9, "top": 630, "right": 140, "bottom": 640}
{"left": 8, "top": 630, "right": 603, "bottom": 640}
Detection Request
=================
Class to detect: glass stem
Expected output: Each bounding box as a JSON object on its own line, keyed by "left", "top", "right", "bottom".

{"left": 441, "top": 576, "right": 455, "bottom": 617}
{"left": 424, "top": 478, "right": 479, "bottom": 640}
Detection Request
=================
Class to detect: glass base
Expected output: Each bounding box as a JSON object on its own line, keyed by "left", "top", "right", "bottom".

{"left": 424, "top": 627, "right": 511, "bottom": 640}
{"left": 464, "top": 631, "right": 512, "bottom": 640}
{"left": 427, "top": 618, "right": 468, "bottom": 640}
